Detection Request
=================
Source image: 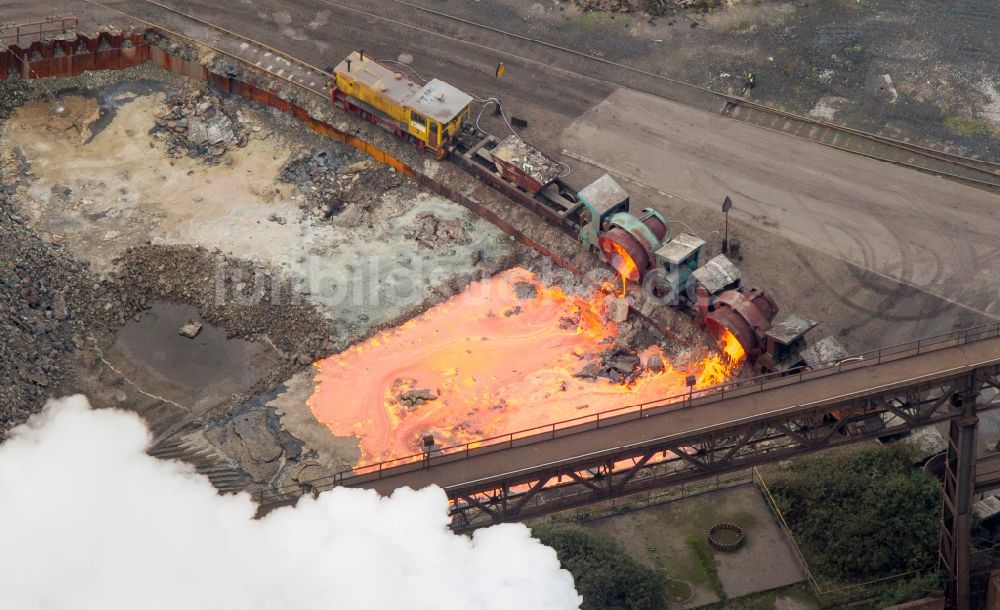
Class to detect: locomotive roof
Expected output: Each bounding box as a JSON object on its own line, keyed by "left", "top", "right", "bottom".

{"left": 334, "top": 51, "right": 421, "bottom": 108}
{"left": 410, "top": 79, "right": 473, "bottom": 123}
{"left": 335, "top": 52, "right": 472, "bottom": 124}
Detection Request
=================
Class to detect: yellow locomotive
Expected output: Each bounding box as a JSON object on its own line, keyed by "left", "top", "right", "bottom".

{"left": 331, "top": 51, "right": 472, "bottom": 159}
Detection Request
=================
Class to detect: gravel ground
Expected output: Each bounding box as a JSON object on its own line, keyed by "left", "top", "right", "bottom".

{"left": 0, "top": 184, "right": 112, "bottom": 436}
{"left": 0, "top": 74, "right": 129, "bottom": 434}
{"left": 442, "top": 0, "right": 999, "bottom": 159}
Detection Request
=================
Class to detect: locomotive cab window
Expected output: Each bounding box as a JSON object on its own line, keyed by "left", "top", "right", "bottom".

{"left": 410, "top": 112, "right": 427, "bottom": 131}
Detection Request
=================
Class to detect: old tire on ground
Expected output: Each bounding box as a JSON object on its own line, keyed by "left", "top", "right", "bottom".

{"left": 707, "top": 522, "right": 745, "bottom": 552}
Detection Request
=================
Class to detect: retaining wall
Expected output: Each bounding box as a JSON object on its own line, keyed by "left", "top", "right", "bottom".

{"left": 2, "top": 32, "right": 149, "bottom": 80}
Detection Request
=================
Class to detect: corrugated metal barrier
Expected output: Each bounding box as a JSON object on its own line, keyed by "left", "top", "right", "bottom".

{"left": 2, "top": 31, "right": 148, "bottom": 80}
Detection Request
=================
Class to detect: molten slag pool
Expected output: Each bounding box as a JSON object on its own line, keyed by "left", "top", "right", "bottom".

{"left": 309, "top": 268, "right": 744, "bottom": 466}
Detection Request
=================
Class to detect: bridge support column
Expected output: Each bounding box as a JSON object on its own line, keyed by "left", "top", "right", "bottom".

{"left": 941, "top": 377, "right": 980, "bottom": 610}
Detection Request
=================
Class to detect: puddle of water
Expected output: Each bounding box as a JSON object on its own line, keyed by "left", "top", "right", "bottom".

{"left": 111, "top": 302, "right": 277, "bottom": 409}
{"left": 53, "top": 80, "right": 168, "bottom": 143}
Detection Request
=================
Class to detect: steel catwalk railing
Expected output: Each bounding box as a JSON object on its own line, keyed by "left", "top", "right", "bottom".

{"left": 257, "top": 321, "right": 1000, "bottom": 502}
{"left": 0, "top": 17, "right": 79, "bottom": 45}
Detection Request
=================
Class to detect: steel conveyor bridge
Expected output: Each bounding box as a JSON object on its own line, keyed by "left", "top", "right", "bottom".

{"left": 261, "top": 326, "right": 1000, "bottom": 526}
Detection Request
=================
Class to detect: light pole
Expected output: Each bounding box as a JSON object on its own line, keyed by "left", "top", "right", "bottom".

{"left": 722, "top": 196, "right": 733, "bottom": 254}
{"left": 422, "top": 434, "right": 435, "bottom": 467}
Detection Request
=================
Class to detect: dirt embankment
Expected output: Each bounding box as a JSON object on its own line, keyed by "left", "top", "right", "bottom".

{"left": 0, "top": 185, "right": 111, "bottom": 435}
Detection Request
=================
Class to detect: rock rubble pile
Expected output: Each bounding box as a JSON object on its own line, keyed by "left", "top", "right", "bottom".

{"left": 404, "top": 212, "right": 471, "bottom": 249}
{"left": 279, "top": 151, "right": 402, "bottom": 220}
{"left": 151, "top": 88, "right": 250, "bottom": 162}
{"left": 575, "top": 345, "right": 647, "bottom": 384}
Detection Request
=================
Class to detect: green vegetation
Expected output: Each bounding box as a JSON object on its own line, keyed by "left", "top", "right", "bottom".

{"left": 703, "top": 583, "right": 817, "bottom": 609}
{"left": 944, "top": 116, "right": 994, "bottom": 137}
{"left": 573, "top": 10, "right": 629, "bottom": 36}
{"left": 686, "top": 536, "right": 726, "bottom": 599}
{"left": 876, "top": 573, "right": 942, "bottom": 608}
{"left": 768, "top": 444, "right": 940, "bottom": 582}
{"left": 532, "top": 522, "right": 666, "bottom": 610}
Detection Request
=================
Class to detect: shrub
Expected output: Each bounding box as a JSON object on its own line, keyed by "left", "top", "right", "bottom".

{"left": 768, "top": 444, "right": 940, "bottom": 581}
{"left": 532, "top": 522, "right": 666, "bottom": 610}
{"left": 877, "top": 573, "right": 942, "bottom": 608}
{"left": 943, "top": 116, "right": 994, "bottom": 137}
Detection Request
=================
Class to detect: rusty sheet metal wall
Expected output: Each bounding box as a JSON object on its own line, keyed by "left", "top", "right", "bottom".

{"left": 292, "top": 103, "right": 416, "bottom": 177}
{"left": 2, "top": 31, "right": 148, "bottom": 80}
{"left": 149, "top": 45, "right": 206, "bottom": 81}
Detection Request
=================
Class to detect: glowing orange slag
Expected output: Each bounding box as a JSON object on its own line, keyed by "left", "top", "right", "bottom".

{"left": 308, "top": 268, "right": 745, "bottom": 466}
{"left": 603, "top": 240, "right": 638, "bottom": 295}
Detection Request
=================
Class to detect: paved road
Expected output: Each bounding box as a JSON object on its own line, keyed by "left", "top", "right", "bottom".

{"left": 5, "top": 0, "right": 999, "bottom": 323}
{"left": 562, "top": 89, "right": 1000, "bottom": 318}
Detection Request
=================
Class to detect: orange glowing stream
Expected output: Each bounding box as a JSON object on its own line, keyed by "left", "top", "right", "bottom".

{"left": 604, "top": 240, "right": 638, "bottom": 294}
{"left": 308, "top": 268, "right": 744, "bottom": 466}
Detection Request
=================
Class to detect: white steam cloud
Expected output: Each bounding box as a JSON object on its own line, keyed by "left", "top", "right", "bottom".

{"left": 0, "top": 396, "right": 581, "bottom": 610}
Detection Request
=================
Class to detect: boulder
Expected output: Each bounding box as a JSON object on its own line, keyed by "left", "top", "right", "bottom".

{"left": 400, "top": 388, "right": 437, "bottom": 407}
{"left": 604, "top": 295, "right": 629, "bottom": 323}
{"left": 513, "top": 282, "right": 538, "bottom": 300}
{"left": 178, "top": 320, "right": 202, "bottom": 338}
{"left": 605, "top": 352, "right": 641, "bottom": 375}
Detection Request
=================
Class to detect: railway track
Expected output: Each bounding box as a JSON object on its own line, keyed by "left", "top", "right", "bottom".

{"left": 720, "top": 98, "right": 1000, "bottom": 190}
{"left": 81, "top": 0, "right": 1000, "bottom": 191}
{"left": 83, "top": 0, "right": 333, "bottom": 100}
{"left": 312, "top": 0, "right": 1000, "bottom": 192}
